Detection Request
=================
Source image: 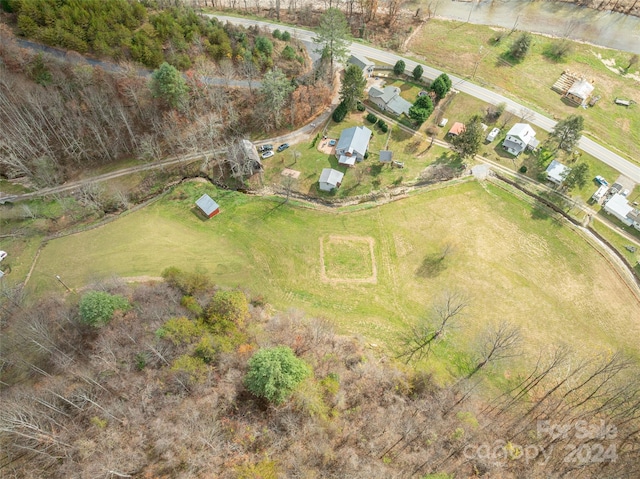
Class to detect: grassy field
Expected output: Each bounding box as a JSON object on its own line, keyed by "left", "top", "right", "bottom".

{"left": 29, "top": 180, "right": 640, "bottom": 374}
{"left": 408, "top": 19, "right": 640, "bottom": 164}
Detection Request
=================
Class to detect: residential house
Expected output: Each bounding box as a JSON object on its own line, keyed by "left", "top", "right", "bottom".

{"left": 565, "top": 79, "right": 594, "bottom": 106}
{"left": 195, "top": 194, "right": 220, "bottom": 218}
{"left": 502, "top": 123, "right": 538, "bottom": 156}
{"left": 348, "top": 54, "right": 375, "bottom": 77}
{"left": 319, "top": 168, "right": 344, "bottom": 192}
{"left": 604, "top": 193, "right": 640, "bottom": 230}
{"left": 546, "top": 160, "right": 571, "bottom": 185}
{"left": 368, "top": 86, "right": 412, "bottom": 116}
{"left": 335, "top": 126, "right": 372, "bottom": 166}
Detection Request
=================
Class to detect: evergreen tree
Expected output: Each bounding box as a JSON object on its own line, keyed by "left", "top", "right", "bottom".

{"left": 260, "top": 68, "right": 295, "bottom": 128}
{"left": 562, "top": 162, "right": 589, "bottom": 191}
{"left": 393, "top": 60, "right": 406, "bottom": 76}
{"left": 451, "top": 115, "right": 484, "bottom": 159}
{"left": 408, "top": 94, "right": 434, "bottom": 124}
{"left": 245, "top": 346, "right": 311, "bottom": 405}
{"left": 314, "top": 8, "right": 350, "bottom": 83}
{"left": 431, "top": 73, "right": 452, "bottom": 99}
{"left": 340, "top": 64, "right": 367, "bottom": 111}
{"left": 412, "top": 64, "right": 424, "bottom": 81}
{"left": 150, "top": 62, "right": 189, "bottom": 109}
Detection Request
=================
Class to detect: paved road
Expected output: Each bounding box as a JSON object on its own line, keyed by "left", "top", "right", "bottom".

{"left": 212, "top": 15, "right": 640, "bottom": 183}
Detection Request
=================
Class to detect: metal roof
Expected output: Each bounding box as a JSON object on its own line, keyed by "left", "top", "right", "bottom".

{"left": 319, "top": 168, "right": 344, "bottom": 186}
{"left": 336, "top": 126, "right": 372, "bottom": 158}
{"left": 195, "top": 194, "right": 220, "bottom": 215}
{"left": 546, "top": 160, "right": 570, "bottom": 183}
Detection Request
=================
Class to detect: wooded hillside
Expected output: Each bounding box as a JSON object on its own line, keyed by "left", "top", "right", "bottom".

{"left": 1, "top": 270, "right": 639, "bottom": 478}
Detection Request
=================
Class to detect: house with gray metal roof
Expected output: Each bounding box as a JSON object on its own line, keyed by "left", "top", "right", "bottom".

{"left": 335, "top": 126, "right": 372, "bottom": 164}
{"left": 545, "top": 160, "right": 570, "bottom": 185}
{"left": 368, "top": 85, "right": 412, "bottom": 116}
{"left": 319, "top": 168, "right": 344, "bottom": 192}
{"left": 348, "top": 54, "right": 375, "bottom": 77}
{"left": 502, "top": 123, "right": 537, "bottom": 156}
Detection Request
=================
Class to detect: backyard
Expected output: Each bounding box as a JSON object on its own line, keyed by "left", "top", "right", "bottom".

{"left": 27, "top": 180, "right": 640, "bottom": 379}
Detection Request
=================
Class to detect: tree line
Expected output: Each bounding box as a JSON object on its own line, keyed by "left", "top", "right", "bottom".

{"left": 1, "top": 268, "right": 639, "bottom": 477}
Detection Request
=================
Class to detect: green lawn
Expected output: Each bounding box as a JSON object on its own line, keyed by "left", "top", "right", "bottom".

{"left": 30, "top": 180, "right": 640, "bottom": 372}
{"left": 408, "top": 19, "right": 640, "bottom": 165}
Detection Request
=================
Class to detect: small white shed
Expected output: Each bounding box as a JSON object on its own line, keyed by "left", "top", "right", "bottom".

{"left": 319, "top": 168, "right": 344, "bottom": 192}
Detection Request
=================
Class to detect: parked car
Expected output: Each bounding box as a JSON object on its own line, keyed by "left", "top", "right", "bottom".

{"left": 0, "top": 251, "right": 7, "bottom": 262}
{"left": 277, "top": 143, "right": 289, "bottom": 152}
{"left": 261, "top": 150, "right": 274, "bottom": 159}
{"left": 258, "top": 144, "right": 273, "bottom": 152}
{"left": 594, "top": 175, "right": 609, "bottom": 186}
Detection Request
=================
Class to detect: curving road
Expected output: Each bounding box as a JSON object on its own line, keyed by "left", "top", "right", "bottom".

{"left": 212, "top": 15, "right": 640, "bottom": 183}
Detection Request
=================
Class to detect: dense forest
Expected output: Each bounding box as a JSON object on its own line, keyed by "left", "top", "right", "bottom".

{"left": 0, "top": 7, "right": 330, "bottom": 188}
{"left": 1, "top": 268, "right": 639, "bottom": 478}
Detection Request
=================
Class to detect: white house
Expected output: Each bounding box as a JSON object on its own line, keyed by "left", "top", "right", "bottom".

{"left": 546, "top": 160, "right": 571, "bottom": 185}
{"left": 368, "top": 86, "right": 412, "bottom": 116}
{"left": 319, "top": 168, "right": 344, "bottom": 192}
{"left": 502, "top": 123, "right": 538, "bottom": 156}
{"left": 604, "top": 193, "right": 640, "bottom": 230}
{"left": 335, "top": 126, "right": 372, "bottom": 164}
{"left": 348, "top": 54, "right": 375, "bottom": 77}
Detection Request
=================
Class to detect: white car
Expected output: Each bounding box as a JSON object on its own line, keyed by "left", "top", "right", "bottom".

{"left": 0, "top": 251, "right": 7, "bottom": 262}
{"left": 261, "top": 150, "right": 274, "bottom": 159}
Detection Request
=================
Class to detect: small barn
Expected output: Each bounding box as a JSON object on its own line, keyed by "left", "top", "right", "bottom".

{"left": 195, "top": 194, "right": 220, "bottom": 218}
{"left": 448, "top": 122, "right": 465, "bottom": 137}
{"left": 565, "top": 79, "right": 594, "bottom": 106}
{"left": 319, "top": 168, "right": 344, "bottom": 192}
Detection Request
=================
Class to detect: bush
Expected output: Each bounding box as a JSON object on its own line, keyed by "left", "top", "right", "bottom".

{"left": 393, "top": 59, "right": 406, "bottom": 76}
{"left": 78, "top": 291, "right": 129, "bottom": 327}
{"left": 281, "top": 31, "right": 291, "bottom": 41}
{"left": 366, "top": 112, "right": 378, "bottom": 123}
{"left": 356, "top": 102, "right": 366, "bottom": 112}
{"left": 272, "top": 29, "right": 282, "bottom": 39}
{"left": 519, "top": 165, "right": 528, "bottom": 173}
{"left": 162, "top": 266, "right": 212, "bottom": 295}
{"left": 254, "top": 36, "right": 273, "bottom": 56}
{"left": 380, "top": 123, "right": 389, "bottom": 133}
{"left": 281, "top": 45, "right": 296, "bottom": 61}
{"left": 171, "top": 355, "right": 208, "bottom": 384}
{"left": 181, "top": 295, "right": 203, "bottom": 317}
{"left": 156, "top": 316, "right": 203, "bottom": 345}
{"left": 206, "top": 290, "right": 249, "bottom": 327}
{"left": 245, "top": 346, "right": 311, "bottom": 404}
{"left": 332, "top": 102, "right": 348, "bottom": 122}
{"left": 376, "top": 118, "right": 386, "bottom": 128}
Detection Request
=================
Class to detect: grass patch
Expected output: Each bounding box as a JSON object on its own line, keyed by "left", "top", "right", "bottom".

{"left": 322, "top": 236, "right": 374, "bottom": 280}
{"left": 28, "top": 180, "right": 640, "bottom": 371}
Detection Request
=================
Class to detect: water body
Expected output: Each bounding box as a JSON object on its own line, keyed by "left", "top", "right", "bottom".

{"left": 431, "top": 0, "right": 640, "bottom": 54}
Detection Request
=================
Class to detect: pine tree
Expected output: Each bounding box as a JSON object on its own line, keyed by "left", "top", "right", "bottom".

{"left": 340, "top": 64, "right": 367, "bottom": 111}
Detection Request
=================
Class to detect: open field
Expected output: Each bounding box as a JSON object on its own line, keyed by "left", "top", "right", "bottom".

{"left": 409, "top": 19, "right": 640, "bottom": 164}
{"left": 29, "top": 181, "right": 640, "bottom": 373}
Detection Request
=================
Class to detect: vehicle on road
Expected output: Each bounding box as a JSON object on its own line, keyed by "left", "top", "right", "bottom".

{"left": 261, "top": 150, "right": 274, "bottom": 159}
{"left": 258, "top": 144, "right": 273, "bottom": 152}
{"left": 595, "top": 175, "right": 609, "bottom": 186}
{"left": 277, "top": 143, "right": 289, "bottom": 152}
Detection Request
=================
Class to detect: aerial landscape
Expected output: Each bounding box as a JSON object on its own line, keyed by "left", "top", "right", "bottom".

{"left": 1, "top": 0, "right": 640, "bottom": 477}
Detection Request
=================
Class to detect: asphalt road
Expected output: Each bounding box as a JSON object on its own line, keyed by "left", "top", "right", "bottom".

{"left": 212, "top": 15, "right": 640, "bottom": 183}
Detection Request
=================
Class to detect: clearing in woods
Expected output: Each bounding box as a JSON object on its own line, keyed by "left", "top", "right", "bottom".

{"left": 28, "top": 180, "right": 640, "bottom": 368}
